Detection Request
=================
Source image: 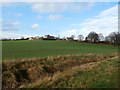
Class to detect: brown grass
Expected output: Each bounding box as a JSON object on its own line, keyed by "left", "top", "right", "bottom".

{"left": 2, "top": 53, "right": 118, "bottom": 88}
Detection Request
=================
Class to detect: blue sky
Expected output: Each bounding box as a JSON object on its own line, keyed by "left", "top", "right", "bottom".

{"left": 0, "top": 1, "right": 118, "bottom": 39}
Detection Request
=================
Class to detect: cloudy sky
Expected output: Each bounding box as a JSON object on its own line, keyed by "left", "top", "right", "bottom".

{"left": 0, "top": 1, "right": 118, "bottom": 39}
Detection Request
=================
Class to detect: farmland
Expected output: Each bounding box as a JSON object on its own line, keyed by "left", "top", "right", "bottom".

{"left": 2, "top": 40, "right": 119, "bottom": 88}
{"left": 2, "top": 2, "right": 119, "bottom": 89}
{"left": 2, "top": 40, "right": 118, "bottom": 60}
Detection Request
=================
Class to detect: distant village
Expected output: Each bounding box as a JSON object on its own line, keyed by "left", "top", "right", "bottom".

{"left": 1, "top": 34, "right": 77, "bottom": 41}
{"left": 1, "top": 31, "right": 120, "bottom": 45}
{"left": 28, "top": 35, "right": 76, "bottom": 41}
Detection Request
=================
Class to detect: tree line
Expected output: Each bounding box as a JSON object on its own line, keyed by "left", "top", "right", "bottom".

{"left": 1, "top": 31, "right": 120, "bottom": 45}
{"left": 73, "top": 31, "right": 120, "bottom": 45}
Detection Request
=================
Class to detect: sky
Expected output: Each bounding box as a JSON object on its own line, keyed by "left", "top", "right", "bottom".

{"left": 0, "top": 1, "right": 118, "bottom": 39}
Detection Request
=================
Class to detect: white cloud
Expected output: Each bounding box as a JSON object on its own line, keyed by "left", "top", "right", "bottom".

{"left": 32, "top": 2, "right": 66, "bottom": 13}
{"left": 0, "top": 32, "right": 36, "bottom": 39}
{"left": 0, "top": 32, "right": 22, "bottom": 39}
{"left": 31, "top": 23, "right": 40, "bottom": 30}
{"left": 60, "top": 29, "right": 78, "bottom": 37}
{"left": 60, "top": 5, "right": 118, "bottom": 37}
{"left": 48, "top": 14, "right": 64, "bottom": 21}
{"left": 3, "top": 21, "right": 20, "bottom": 31}
{"left": 79, "top": 5, "right": 118, "bottom": 37}
{"left": 31, "top": 2, "right": 94, "bottom": 13}
{"left": 3, "top": 21, "right": 20, "bottom": 26}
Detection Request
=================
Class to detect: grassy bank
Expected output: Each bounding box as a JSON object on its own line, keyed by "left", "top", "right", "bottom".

{"left": 2, "top": 53, "right": 118, "bottom": 88}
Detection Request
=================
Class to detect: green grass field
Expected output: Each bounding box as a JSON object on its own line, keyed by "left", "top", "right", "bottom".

{"left": 2, "top": 40, "right": 119, "bottom": 88}
{"left": 2, "top": 40, "right": 118, "bottom": 60}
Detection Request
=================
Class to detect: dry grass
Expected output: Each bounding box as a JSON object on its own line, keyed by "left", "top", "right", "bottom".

{"left": 2, "top": 53, "right": 118, "bottom": 88}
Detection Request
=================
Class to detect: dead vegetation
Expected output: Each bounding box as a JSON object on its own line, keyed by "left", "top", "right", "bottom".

{"left": 2, "top": 53, "right": 118, "bottom": 88}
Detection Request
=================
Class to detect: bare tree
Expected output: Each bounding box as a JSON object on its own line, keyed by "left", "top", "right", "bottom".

{"left": 108, "top": 32, "right": 117, "bottom": 43}
{"left": 86, "top": 31, "right": 99, "bottom": 43}
{"left": 105, "top": 32, "right": 120, "bottom": 45}
{"left": 71, "top": 35, "right": 75, "bottom": 39}
{"left": 98, "top": 33, "right": 104, "bottom": 41}
{"left": 105, "top": 36, "right": 111, "bottom": 43}
{"left": 116, "top": 32, "right": 120, "bottom": 45}
{"left": 78, "top": 35, "right": 84, "bottom": 41}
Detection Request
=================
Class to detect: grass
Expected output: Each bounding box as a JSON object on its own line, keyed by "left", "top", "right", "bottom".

{"left": 2, "top": 53, "right": 118, "bottom": 88}
{"left": 56, "top": 58, "right": 119, "bottom": 88}
{"left": 22, "top": 58, "right": 118, "bottom": 88}
{"left": 2, "top": 40, "right": 118, "bottom": 60}
{"left": 2, "top": 40, "right": 119, "bottom": 88}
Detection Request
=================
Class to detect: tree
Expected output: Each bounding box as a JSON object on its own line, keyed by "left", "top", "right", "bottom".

{"left": 98, "top": 33, "right": 104, "bottom": 41}
{"left": 78, "top": 35, "right": 84, "bottom": 41}
{"left": 116, "top": 32, "right": 120, "bottom": 45}
{"left": 85, "top": 36, "right": 88, "bottom": 42}
{"left": 86, "top": 31, "right": 99, "bottom": 43}
{"left": 105, "top": 36, "right": 111, "bottom": 43}
{"left": 105, "top": 32, "right": 120, "bottom": 45}
{"left": 108, "top": 32, "right": 120, "bottom": 44}
{"left": 71, "top": 35, "right": 75, "bottom": 39}
{"left": 21, "top": 36, "right": 24, "bottom": 40}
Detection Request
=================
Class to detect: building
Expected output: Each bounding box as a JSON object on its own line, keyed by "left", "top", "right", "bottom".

{"left": 28, "top": 37, "right": 36, "bottom": 40}
{"left": 43, "top": 35, "right": 56, "bottom": 40}
{"left": 66, "top": 37, "right": 74, "bottom": 41}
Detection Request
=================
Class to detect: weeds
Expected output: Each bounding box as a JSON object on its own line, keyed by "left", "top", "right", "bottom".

{"left": 2, "top": 53, "right": 118, "bottom": 88}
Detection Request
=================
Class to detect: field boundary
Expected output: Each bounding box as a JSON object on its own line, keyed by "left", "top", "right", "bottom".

{"left": 20, "top": 55, "right": 118, "bottom": 88}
